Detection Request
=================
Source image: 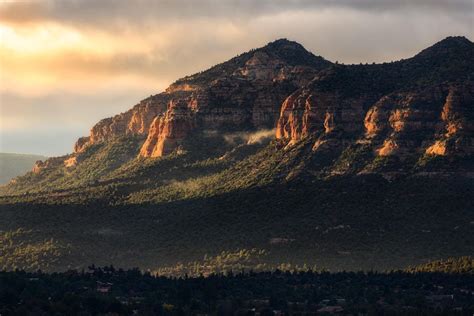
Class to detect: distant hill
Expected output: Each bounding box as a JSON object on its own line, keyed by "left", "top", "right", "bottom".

{"left": 406, "top": 256, "right": 474, "bottom": 274}
{"left": 0, "top": 153, "right": 46, "bottom": 184}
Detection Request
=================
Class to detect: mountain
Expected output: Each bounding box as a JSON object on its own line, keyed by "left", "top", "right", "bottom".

{"left": 0, "top": 153, "right": 47, "bottom": 184}
{"left": 75, "top": 39, "right": 331, "bottom": 157}
{"left": 277, "top": 36, "right": 474, "bottom": 175}
{"left": 0, "top": 37, "right": 472, "bottom": 272}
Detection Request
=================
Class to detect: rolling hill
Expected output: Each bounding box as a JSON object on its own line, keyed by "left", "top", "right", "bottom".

{"left": 0, "top": 153, "right": 47, "bottom": 185}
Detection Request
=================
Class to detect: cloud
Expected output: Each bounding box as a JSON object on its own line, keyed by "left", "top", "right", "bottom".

{"left": 0, "top": 19, "right": 250, "bottom": 95}
{"left": 0, "top": 0, "right": 471, "bottom": 27}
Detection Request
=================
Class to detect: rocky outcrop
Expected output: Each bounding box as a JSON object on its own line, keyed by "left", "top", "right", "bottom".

{"left": 277, "top": 82, "right": 474, "bottom": 161}
{"left": 136, "top": 39, "right": 332, "bottom": 157}
{"left": 74, "top": 137, "right": 90, "bottom": 153}
{"left": 63, "top": 156, "right": 78, "bottom": 168}
{"left": 73, "top": 94, "right": 172, "bottom": 153}
{"left": 276, "top": 90, "right": 376, "bottom": 149}
{"left": 368, "top": 88, "right": 448, "bottom": 156}
{"left": 70, "top": 39, "right": 331, "bottom": 157}
{"left": 275, "top": 36, "right": 474, "bottom": 165}
{"left": 67, "top": 36, "right": 472, "bottom": 170}
{"left": 139, "top": 99, "right": 195, "bottom": 157}
{"left": 424, "top": 84, "right": 474, "bottom": 156}
{"left": 127, "top": 96, "right": 169, "bottom": 135}
{"left": 32, "top": 161, "right": 44, "bottom": 174}
{"left": 362, "top": 84, "right": 473, "bottom": 157}
{"left": 32, "top": 157, "right": 66, "bottom": 174}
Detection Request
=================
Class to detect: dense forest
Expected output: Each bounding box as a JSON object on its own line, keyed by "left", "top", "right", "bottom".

{"left": 1, "top": 170, "right": 472, "bottom": 272}
{"left": 0, "top": 264, "right": 473, "bottom": 315}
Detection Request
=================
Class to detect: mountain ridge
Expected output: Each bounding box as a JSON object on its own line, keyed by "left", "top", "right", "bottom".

{"left": 70, "top": 38, "right": 331, "bottom": 157}
{"left": 170, "top": 38, "right": 331, "bottom": 88}
{"left": 2, "top": 35, "right": 473, "bottom": 194}
{"left": 0, "top": 37, "right": 472, "bottom": 272}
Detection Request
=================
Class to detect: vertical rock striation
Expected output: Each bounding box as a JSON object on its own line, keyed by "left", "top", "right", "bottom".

{"left": 275, "top": 36, "right": 474, "bottom": 165}
{"left": 139, "top": 99, "right": 195, "bottom": 157}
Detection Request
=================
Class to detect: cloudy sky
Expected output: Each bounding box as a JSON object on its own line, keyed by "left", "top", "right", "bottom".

{"left": 0, "top": 0, "right": 472, "bottom": 156}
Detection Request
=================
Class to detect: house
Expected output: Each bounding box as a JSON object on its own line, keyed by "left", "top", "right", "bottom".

{"left": 96, "top": 281, "right": 113, "bottom": 293}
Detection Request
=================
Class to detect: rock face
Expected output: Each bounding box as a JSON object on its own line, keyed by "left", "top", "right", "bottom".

{"left": 63, "top": 156, "right": 78, "bottom": 168}
{"left": 74, "top": 137, "right": 90, "bottom": 153}
{"left": 70, "top": 39, "right": 331, "bottom": 158}
{"left": 138, "top": 39, "right": 332, "bottom": 157}
{"left": 276, "top": 91, "right": 374, "bottom": 145}
{"left": 277, "top": 82, "right": 473, "bottom": 160}
{"left": 424, "top": 85, "right": 474, "bottom": 156}
{"left": 370, "top": 84, "right": 473, "bottom": 157}
{"left": 32, "top": 157, "right": 65, "bottom": 174}
{"left": 139, "top": 99, "right": 195, "bottom": 157}
{"left": 74, "top": 94, "right": 172, "bottom": 153}
{"left": 276, "top": 37, "right": 474, "bottom": 163}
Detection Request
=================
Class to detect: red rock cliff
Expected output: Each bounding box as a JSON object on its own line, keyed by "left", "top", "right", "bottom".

{"left": 276, "top": 83, "right": 473, "bottom": 158}
{"left": 136, "top": 39, "right": 331, "bottom": 157}
{"left": 139, "top": 99, "right": 195, "bottom": 157}
{"left": 73, "top": 94, "right": 172, "bottom": 153}
{"left": 74, "top": 39, "right": 331, "bottom": 157}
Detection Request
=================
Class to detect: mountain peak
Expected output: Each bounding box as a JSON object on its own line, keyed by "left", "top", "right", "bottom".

{"left": 437, "top": 36, "right": 472, "bottom": 46}
{"left": 415, "top": 36, "right": 473, "bottom": 60}
{"left": 261, "top": 38, "right": 329, "bottom": 68}
{"left": 264, "top": 38, "right": 304, "bottom": 50}
{"left": 170, "top": 38, "right": 331, "bottom": 88}
{"left": 429, "top": 36, "right": 473, "bottom": 52}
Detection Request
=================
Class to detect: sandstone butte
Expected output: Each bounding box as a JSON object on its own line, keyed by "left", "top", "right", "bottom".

{"left": 32, "top": 37, "right": 473, "bottom": 173}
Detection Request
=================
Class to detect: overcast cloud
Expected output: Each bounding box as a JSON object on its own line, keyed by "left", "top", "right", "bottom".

{"left": 1, "top": 0, "right": 472, "bottom": 25}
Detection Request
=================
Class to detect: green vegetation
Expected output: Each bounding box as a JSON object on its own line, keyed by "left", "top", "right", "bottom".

{"left": 154, "top": 249, "right": 317, "bottom": 277}
{"left": 0, "top": 153, "right": 46, "bottom": 184}
{"left": 1, "top": 136, "right": 144, "bottom": 195}
{"left": 0, "top": 132, "right": 472, "bottom": 272}
{"left": 0, "top": 267, "right": 473, "bottom": 315}
{"left": 416, "top": 153, "right": 447, "bottom": 169}
{"left": 312, "top": 37, "right": 474, "bottom": 98}
{"left": 407, "top": 257, "right": 474, "bottom": 274}
{"left": 0, "top": 169, "right": 472, "bottom": 272}
{"left": 366, "top": 155, "right": 400, "bottom": 172}
{"left": 329, "top": 143, "right": 373, "bottom": 174}
{"left": 0, "top": 229, "right": 66, "bottom": 271}
{"left": 172, "top": 38, "right": 330, "bottom": 87}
